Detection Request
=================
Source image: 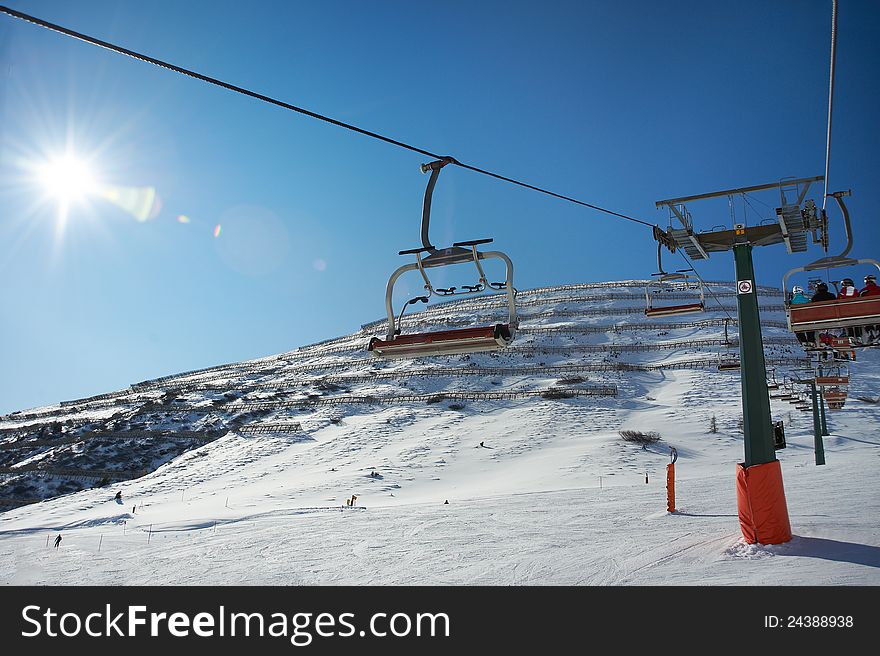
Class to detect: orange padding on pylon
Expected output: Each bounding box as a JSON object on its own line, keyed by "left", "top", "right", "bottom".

{"left": 666, "top": 463, "right": 675, "bottom": 513}
{"left": 735, "top": 460, "right": 792, "bottom": 545}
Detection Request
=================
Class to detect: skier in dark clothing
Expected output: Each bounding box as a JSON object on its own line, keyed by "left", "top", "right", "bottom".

{"left": 115, "top": 491, "right": 123, "bottom": 503}
{"left": 54, "top": 535, "right": 61, "bottom": 549}
{"left": 810, "top": 282, "right": 836, "bottom": 303}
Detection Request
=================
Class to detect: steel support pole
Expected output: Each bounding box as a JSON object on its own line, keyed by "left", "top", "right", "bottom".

{"left": 810, "top": 382, "right": 826, "bottom": 465}
{"left": 733, "top": 244, "right": 776, "bottom": 466}
{"left": 818, "top": 388, "right": 829, "bottom": 436}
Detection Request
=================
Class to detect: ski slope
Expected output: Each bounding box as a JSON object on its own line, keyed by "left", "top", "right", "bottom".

{"left": 1, "top": 281, "right": 878, "bottom": 585}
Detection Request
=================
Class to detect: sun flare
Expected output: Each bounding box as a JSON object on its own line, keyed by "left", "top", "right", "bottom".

{"left": 37, "top": 154, "right": 98, "bottom": 202}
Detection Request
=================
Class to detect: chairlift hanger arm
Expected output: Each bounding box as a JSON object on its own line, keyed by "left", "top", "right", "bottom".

{"left": 653, "top": 241, "right": 667, "bottom": 277}
{"left": 418, "top": 157, "right": 459, "bottom": 252}
{"left": 828, "top": 190, "right": 853, "bottom": 259}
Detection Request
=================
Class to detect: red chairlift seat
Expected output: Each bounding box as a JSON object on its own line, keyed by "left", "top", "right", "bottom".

{"left": 789, "top": 295, "right": 880, "bottom": 333}
{"left": 645, "top": 302, "right": 706, "bottom": 318}
{"left": 368, "top": 324, "right": 513, "bottom": 358}
{"left": 815, "top": 375, "right": 849, "bottom": 386}
{"left": 717, "top": 350, "right": 741, "bottom": 371}
{"left": 824, "top": 390, "right": 847, "bottom": 409}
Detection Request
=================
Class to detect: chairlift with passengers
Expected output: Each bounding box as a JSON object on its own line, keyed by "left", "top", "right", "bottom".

{"left": 783, "top": 191, "right": 880, "bottom": 343}
{"left": 644, "top": 235, "right": 705, "bottom": 318}
{"left": 367, "top": 158, "right": 518, "bottom": 358}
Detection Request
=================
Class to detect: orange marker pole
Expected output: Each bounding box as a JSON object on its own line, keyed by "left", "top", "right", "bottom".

{"left": 667, "top": 447, "right": 677, "bottom": 513}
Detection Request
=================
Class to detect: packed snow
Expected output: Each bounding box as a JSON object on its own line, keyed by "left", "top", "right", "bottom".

{"left": 1, "top": 281, "right": 878, "bottom": 585}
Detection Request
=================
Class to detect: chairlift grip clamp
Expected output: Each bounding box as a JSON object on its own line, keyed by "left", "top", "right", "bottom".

{"left": 420, "top": 156, "right": 459, "bottom": 174}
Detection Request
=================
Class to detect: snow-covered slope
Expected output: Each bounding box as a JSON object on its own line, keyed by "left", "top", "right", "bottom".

{"left": 1, "top": 280, "right": 878, "bottom": 585}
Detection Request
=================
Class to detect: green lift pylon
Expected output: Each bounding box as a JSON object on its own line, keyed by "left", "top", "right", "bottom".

{"left": 653, "top": 178, "right": 826, "bottom": 545}
{"left": 733, "top": 243, "right": 776, "bottom": 467}
{"left": 809, "top": 381, "right": 827, "bottom": 466}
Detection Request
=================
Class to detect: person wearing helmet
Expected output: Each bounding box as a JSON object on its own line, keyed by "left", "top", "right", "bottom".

{"left": 860, "top": 274, "right": 880, "bottom": 344}
{"left": 810, "top": 282, "right": 835, "bottom": 303}
{"left": 790, "top": 285, "right": 809, "bottom": 305}
{"left": 789, "top": 285, "right": 813, "bottom": 345}
{"left": 808, "top": 282, "right": 843, "bottom": 347}
{"left": 860, "top": 274, "right": 880, "bottom": 297}
{"left": 838, "top": 278, "right": 858, "bottom": 299}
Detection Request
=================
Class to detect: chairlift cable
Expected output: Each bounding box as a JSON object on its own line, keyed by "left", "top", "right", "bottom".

{"left": 741, "top": 194, "right": 768, "bottom": 224}
{"left": 0, "top": 5, "right": 655, "bottom": 230}
{"left": 822, "top": 0, "right": 838, "bottom": 215}
{"left": 742, "top": 192, "right": 773, "bottom": 212}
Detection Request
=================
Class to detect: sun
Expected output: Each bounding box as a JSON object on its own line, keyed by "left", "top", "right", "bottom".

{"left": 36, "top": 154, "right": 98, "bottom": 202}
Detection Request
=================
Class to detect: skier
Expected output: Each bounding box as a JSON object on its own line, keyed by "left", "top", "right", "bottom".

{"left": 790, "top": 285, "right": 809, "bottom": 305}
{"left": 54, "top": 535, "right": 62, "bottom": 549}
{"left": 860, "top": 274, "right": 880, "bottom": 297}
{"left": 790, "top": 286, "right": 813, "bottom": 345}
{"left": 859, "top": 274, "right": 880, "bottom": 343}
{"left": 837, "top": 278, "right": 858, "bottom": 299}
{"left": 810, "top": 282, "right": 835, "bottom": 303}
{"left": 837, "top": 278, "right": 862, "bottom": 342}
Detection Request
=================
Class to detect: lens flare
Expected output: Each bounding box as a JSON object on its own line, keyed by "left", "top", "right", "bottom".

{"left": 37, "top": 154, "right": 97, "bottom": 202}
{"left": 98, "top": 185, "right": 161, "bottom": 222}
{"left": 213, "top": 224, "right": 222, "bottom": 238}
{"left": 177, "top": 215, "right": 190, "bottom": 224}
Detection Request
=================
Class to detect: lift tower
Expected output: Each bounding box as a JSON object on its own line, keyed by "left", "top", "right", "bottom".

{"left": 654, "top": 176, "right": 825, "bottom": 545}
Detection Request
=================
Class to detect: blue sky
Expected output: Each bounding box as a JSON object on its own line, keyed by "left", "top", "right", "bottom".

{"left": 1, "top": 0, "right": 878, "bottom": 414}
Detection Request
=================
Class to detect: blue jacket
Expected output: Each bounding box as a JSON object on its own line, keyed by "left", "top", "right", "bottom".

{"left": 791, "top": 292, "right": 809, "bottom": 305}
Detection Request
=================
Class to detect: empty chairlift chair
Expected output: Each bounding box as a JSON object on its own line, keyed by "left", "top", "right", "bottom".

{"left": 815, "top": 360, "right": 849, "bottom": 410}
{"left": 823, "top": 389, "right": 848, "bottom": 410}
{"left": 717, "top": 317, "right": 740, "bottom": 371}
{"left": 368, "top": 158, "right": 518, "bottom": 359}
{"left": 717, "top": 353, "right": 741, "bottom": 371}
{"left": 644, "top": 241, "right": 705, "bottom": 318}
{"left": 814, "top": 361, "right": 849, "bottom": 387}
